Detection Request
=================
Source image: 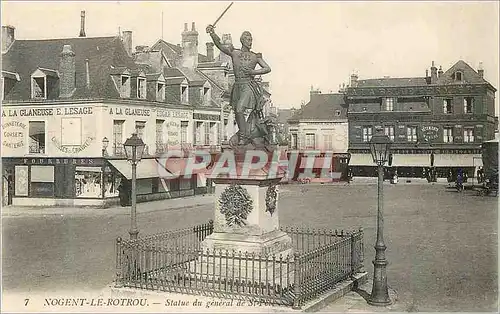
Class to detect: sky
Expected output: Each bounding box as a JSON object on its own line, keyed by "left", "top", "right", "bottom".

{"left": 2, "top": 1, "right": 499, "bottom": 112}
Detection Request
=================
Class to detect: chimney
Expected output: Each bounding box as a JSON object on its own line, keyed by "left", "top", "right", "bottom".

{"left": 430, "top": 61, "right": 438, "bottom": 83}
{"left": 438, "top": 65, "right": 443, "bottom": 78}
{"left": 478, "top": 62, "right": 484, "bottom": 78}
{"left": 2, "top": 25, "right": 15, "bottom": 53}
{"left": 350, "top": 73, "right": 358, "bottom": 87}
{"left": 85, "top": 59, "right": 90, "bottom": 90}
{"left": 206, "top": 42, "right": 214, "bottom": 61}
{"left": 79, "top": 11, "right": 86, "bottom": 37}
{"left": 122, "top": 30, "right": 132, "bottom": 56}
{"left": 135, "top": 45, "right": 149, "bottom": 53}
{"left": 181, "top": 21, "right": 199, "bottom": 69}
{"left": 425, "top": 69, "right": 429, "bottom": 77}
{"left": 59, "top": 45, "right": 76, "bottom": 98}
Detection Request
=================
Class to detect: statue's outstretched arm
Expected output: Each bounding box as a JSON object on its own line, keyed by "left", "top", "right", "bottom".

{"left": 206, "top": 25, "right": 233, "bottom": 56}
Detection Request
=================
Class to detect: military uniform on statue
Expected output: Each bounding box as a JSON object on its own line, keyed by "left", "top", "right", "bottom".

{"left": 187, "top": 23, "right": 291, "bottom": 282}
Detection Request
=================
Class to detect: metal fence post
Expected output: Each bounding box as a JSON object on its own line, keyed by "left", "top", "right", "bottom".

{"left": 292, "top": 252, "right": 301, "bottom": 309}
{"left": 115, "top": 237, "right": 123, "bottom": 288}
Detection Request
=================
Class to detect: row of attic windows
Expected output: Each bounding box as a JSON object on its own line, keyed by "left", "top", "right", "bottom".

{"left": 3, "top": 70, "right": 209, "bottom": 104}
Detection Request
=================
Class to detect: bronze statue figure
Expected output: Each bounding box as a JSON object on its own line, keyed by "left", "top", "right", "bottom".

{"left": 206, "top": 24, "right": 273, "bottom": 148}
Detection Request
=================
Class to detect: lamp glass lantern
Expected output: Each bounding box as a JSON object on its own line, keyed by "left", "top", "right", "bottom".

{"left": 369, "top": 133, "right": 392, "bottom": 166}
{"left": 123, "top": 133, "right": 146, "bottom": 163}
{"left": 102, "top": 137, "right": 109, "bottom": 152}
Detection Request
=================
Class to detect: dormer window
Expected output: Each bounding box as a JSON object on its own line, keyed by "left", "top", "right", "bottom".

{"left": 2, "top": 71, "right": 20, "bottom": 100}
{"left": 30, "top": 68, "right": 58, "bottom": 99}
{"left": 32, "top": 77, "right": 46, "bottom": 99}
{"left": 203, "top": 87, "right": 210, "bottom": 105}
{"left": 157, "top": 82, "right": 165, "bottom": 101}
{"left": 137, "top": 77, "right": 146, "bottom": 99}
{"left": 120, "top": 75, "right": 131, "bottom": 98}
{"left": 452, "top": 71, "right": 463, "bottom": 81}
{"left": 181, "top": 85, "right": 188, "bottom": 103}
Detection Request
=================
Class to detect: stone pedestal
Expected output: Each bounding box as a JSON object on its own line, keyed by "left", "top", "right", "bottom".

{"left": 192, "top": 149, "right": 293, "bottom": 283}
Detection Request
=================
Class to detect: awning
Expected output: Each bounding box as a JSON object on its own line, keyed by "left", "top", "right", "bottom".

{"left": 108, "top": 159, "right": 174, "bottom": 180}
{"left": 349, "top": 154, "right": 374, "bottom": 166}
{"left": 160, "top": 157, "right": 208, "bottom": 176}
{"left": 434, "top": 154, "right": 483, "bottom": 167}
{"left": 391, "top": 154, "right": 430, "bottom": 167}
{"left": 300, "top": 157, "right": 332, "bottom": 169}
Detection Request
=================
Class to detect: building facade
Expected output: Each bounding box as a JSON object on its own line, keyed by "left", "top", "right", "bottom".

{"left": 287, "top": 90, "right": 350, "bottom": 181}
{"left": 1, "top": 17, "right": 223, "bottom": 207}
{"left": 345, "top": 60, "right": 497, "bottom": 179}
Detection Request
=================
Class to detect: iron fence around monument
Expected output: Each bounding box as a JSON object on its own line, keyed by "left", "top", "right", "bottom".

{"left": 115, "top": 221, "right": 364, "bottom": 308}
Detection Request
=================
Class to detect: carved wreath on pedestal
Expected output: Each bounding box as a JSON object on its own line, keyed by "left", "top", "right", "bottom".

{"left": 265, "top": 185, "right": 277, "bottom": 216}
{"left": 219, "top": 184, "right": 253, "bottom": 227}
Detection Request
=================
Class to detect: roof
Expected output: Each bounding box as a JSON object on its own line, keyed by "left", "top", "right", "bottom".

{"left": 165, "top": 77, "right": 186, "bottom": 85}
{"left": 276, "top": 108, "right": 296, "bottom": 124}
{"left": 164, "top": 67, "right": 184, "bottom": 78}
{"left": 354, "top": 60, "right": 495, "bottom": 91}
{"left": 288, "top": 93, "right": 347, "bottom": 121}
{"left": 150, "top": 39, "right": 208, "bottom": 65}
{"left": 2, "top": 36, "right": 138, "bottom": 100}
{"left": 356, "top": 77, "right": 428, "bottom": 87}
{"left": 436, "top": 60, "right": 492, "bottom": 87}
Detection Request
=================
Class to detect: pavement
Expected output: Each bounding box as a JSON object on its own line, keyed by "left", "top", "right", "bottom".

{"left": 2, "top": 183, "right": 497, "bottom": 312}
{"left": 1, "top": 193, "right": 215, "bottom": 217}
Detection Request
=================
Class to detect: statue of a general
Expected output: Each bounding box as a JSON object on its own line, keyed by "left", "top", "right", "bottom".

{"left": 206, "top": 24, "right": 274, "bottom": 148}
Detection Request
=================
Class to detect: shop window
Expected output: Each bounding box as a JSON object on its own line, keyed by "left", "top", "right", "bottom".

{"left": 120, "top": 75, "right": 131, "bottom": 98}
{"left": 104, "top": 169, "right": 120, "bottom": 197}
{"left": 30, "top": 165, "right": 54, "bottom": 197}
{"left": 181, "top": 121, "right": 188, "bottom": 144}
{"left": 463, "top": 97, "right": 474, "bottom": 114}
{"left": 362, "top": 126, "right": 372, "bottom": 142}
{"left": 443, "top": 127, "right": 453, "bottom": 143}
{"left": 75, "top": 167, "right": 102, "bottom": 198}
{"left": 443, "top": 99, "right": 452, "bottom": 114}
{"left": 179, "top": 178, "right": 192, "bottom": 190}
{"left": 137, "top": 77, "right": 146, "bottom": 99}
{"left": 29, "top": 121, "right": 45, "bottom": 154}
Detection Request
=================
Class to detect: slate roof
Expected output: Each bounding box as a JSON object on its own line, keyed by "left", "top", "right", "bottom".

{"left": 354, "top": 60, "right": 495, "bottom": 91}
{"left": 2, "top": 36, "right": 138, "bottom": 100}
{"left": 277, "top": 108, "right": 295, "bottom": 125}
{"left": 288, "top": 94, "right": 347, "bottom": 122}
{"left": 436, "top": 60, "right": 491, "bottom": 86}
{"left": 150, "top": 39, "right": 209, "bottom": 64}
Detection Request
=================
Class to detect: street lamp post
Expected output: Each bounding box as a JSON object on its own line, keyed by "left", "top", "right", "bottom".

{"left": 368, "top": 130, "right": 392, "bottom": 306}
{"left": 123, "top": 133, "right": 145, "bottom": 240}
